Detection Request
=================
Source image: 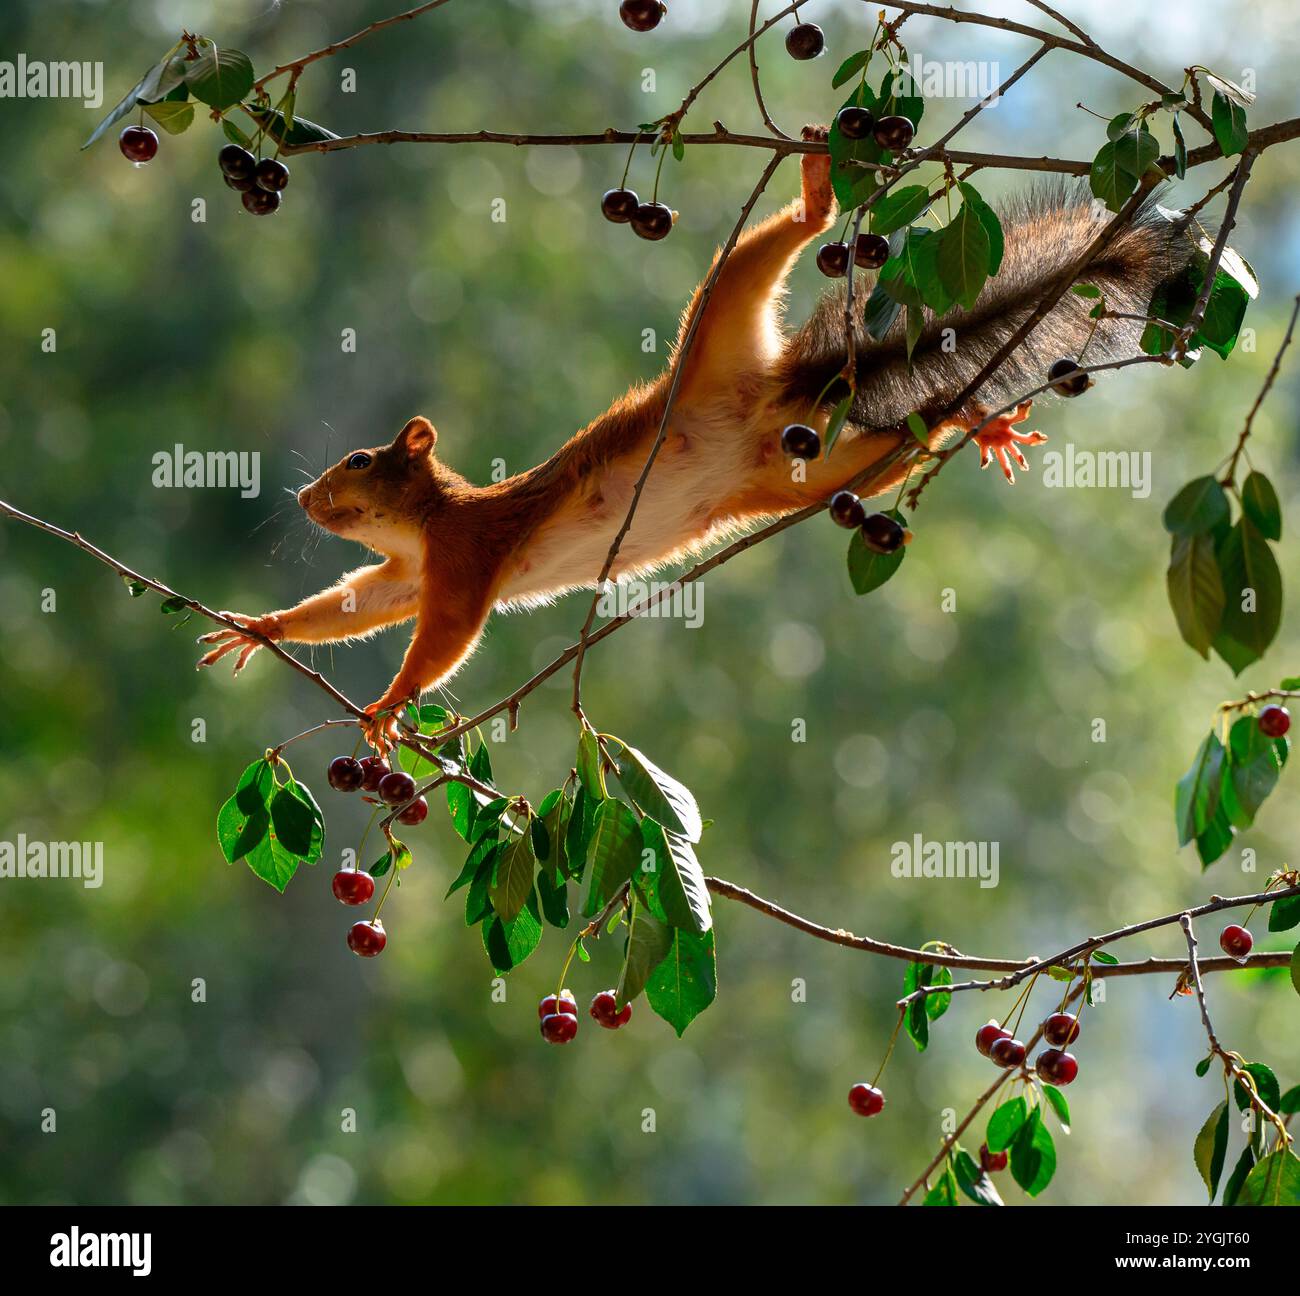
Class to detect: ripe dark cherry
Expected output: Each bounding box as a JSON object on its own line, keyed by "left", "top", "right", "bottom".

{"left": 780, "top": 423, "right": 821, "bottom": 460}
{"left": 601, "top": 187, "right": 640, "bottom": 223}
{"left": 242, "top": 187, "right": 281, "bottom": 216}
{"left": 976, "top": 1021, "right": 1011, "bottom": 1057}
{"left": 631, "top": 201, "right": 674, "bottom": 241}
{"left": 1259, "top": 705, "right": 1292, "bottom": 738}
{"left": 873, "top": 115, "right": 915, "bottom": 152}
{"left": 255, "top": 157, "right": 290, "bottom": 192}
{"left": 836, "top": 105, "right": 875, "bottom": 140}
{"left": 540, "top": 1012, "right": 578, "bottom": 1044}
{"left": 848, "top": 1082, "right": 885, "bottom": 1117}
{"left": 119, "top": 125, "right": 159, "bottom": 163}
{"left": 854, "top": 232, "right": 891, "bottom": 270}
{"left": 396, "top": 796, "right": 429, "bottom": 826}
{"left": 332, "top": 869, "right": 375, "bottom": 906}
{"left": 359, "top": 756, "right": 390, "bottom": 792}
{"left": 785, "top": 22, "right": 825, "bottom": 60}
{"left": 1219, "top": 924, "right": 1253, "bottom": 960}
{"left": 861, "top": 512, "right": 905, "bottom": 555}
{"left": 378, "top": 770, "right": 417, "bottom": 805}
{"left": 590, "top": 989, "right": 632, "bottom": 1028}
{"left": 218, "top": 144, "right": 256, "bottom": 179}
{"left": 619, "top": 0, "right": 666, "bottom": 32}
{"left": 347, "top": 918, "right": 386, "bottom": 957}
{"left": 1036, "top": 1048, "right": 1079, "bottom": 1086}
{"left": 989, "top": 1036, "right": 1027, "bottom": 1069}
{"left": 980, "top": 1143, "right": 1009, "bottom": 1173}
{"left": 1042, "top": 1012, "right": 1081, "bottom": 1047}
{"left": 327, "top": 755, "right": 364, "bottom": 792}
{"left": 830, "top": 491, "right": 866, "bottom": 529}
{"left": 1048, "top": 357, "right": 1089, "bottom": 397}
{"left": 816, "top": 241, "right": 851, "bottom": 278}
{"left": 224, "top": 173, "right": 257, "bottom": 193}
{"left": 538, "top": 990, "right": 578, "bottom": 1019}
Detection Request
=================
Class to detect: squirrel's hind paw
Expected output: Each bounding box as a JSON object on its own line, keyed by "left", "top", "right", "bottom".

{"left": 969, "top": 401, "right": 1046, "bottom": 485}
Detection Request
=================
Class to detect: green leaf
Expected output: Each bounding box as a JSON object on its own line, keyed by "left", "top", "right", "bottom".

{"left": 535, "top": 867, "right": 570, "bottom": 929}
{"left": 958, "top": 182, "right": 1004, "bottom": 275}
{"left": 445, "top": 832, "right": 498, "bottom": 898}
{"left": 954, "top": 1149, "right": 1003, "bottom": 1206}
{"left": 245, "top": 105, "right": 339, "bottom": 147}
{"left": 464, "top": 845, "right": 501, "bottom": 925}
{"left": 445, "top": 780, "right": 474, "bottom": 840}
{"left": 878, "top": 67, "right": 924, "bottom": 128}
{"left": 823, "top": 394, "right": 853, "bottom": 458}
{"left": 482, "top": 894, "right": 542, "bottom": 973}
{"left": 1223, "top": 1145, "right": 1256, "bottom": 1206}
{"left": 906, "top": 412, "right": 928, "bottom": 445}
{"left": 216, "top": 759, "right": 275, "bottom": 863}
{"left": 579, "top": 799, "right": 641, "bottom": 916}
{"left": 616, "top": 895, "right": 673, "bottom": 1007}
{"left": 847, "top": 508, "right": 907, "bottom": 595}
{"left": 1268, "top": 894, "right": 1300, "bottom": 932}
{"left": 869, "top": 184, "right": 932, "bottom": 236}
{"left": 1227, "top": 714, "right": 1284, "bottom": 828}
{"left": 243, "top": 830, "right": 303, "bottom": 893}
{"left": 1166, "top": 532, "right": 1225, "bottom": 658}
{"left": 832, "top": 49, "right": 870, "bottom": 89}
{"left": 828, "top": 83, "right": 886, "bottom": 210}
{"left": 1292, "top": 941, "right": 1300, "bottom": 999}
{"left": 1193, "top": 1101, "right": 1230, "bottom": 1201}
{"left": 1091, "top": 950, "right": 1119, "bottom": 965}
{"left": 613, "top": 743, "right": 702, "bottom": 842}
{"left": 985, "top": 1097, "right": 1029, "bottom": 1154}
{"left": 903, "top": 963, "right": 934, "bottom": 1052}
{"left": 1163, "top": 476, "right": 1230, "bottom": 536}
{"left": 1113, "top": 127, "right": 1161, "bottom": 179}
{"left": 222, "top": 118, "right": 254, "bottom": 149}
{"left": 1041, "top": 1083, "right": 1071, "bottom": 1134}
{"left": 1280, "top": 1085, "right": 1300, "bottom": 1115}
{"left": 646, "top": 926, "right": 717, "bottom": 1036}
{"left": 82, "top": 49, "right": 191, "bottom": 149}
{"left": 1172, "top": 114, "right": 1187, "bottom": 179}
{"left": 1198, "top": 273, "right": 1250, "bottom": 359}
{"left": 1089, "top": 138, "right": 1140, "bottom": 212}
{"left": 283, "top": 778, "right": 323, "bottom": 863}
{"left": 922, "top": 1163, "right": 959, "bottom": 1206}
{"left": 1233, "top": 1061, "right": 1281, "bottom": 1113}
{"left": 143, "top": 100, "right": 195, "bottom": 135}
{"left": 926, "top": 964, "right": 953, "bottom": 1020}
{"left": 1211, "top": 90, "right": 1249, "bottom": 157}
{"left": 935, "top": 198, "right": 990, "bottom": 311}
{"left": 1174, "top": 731, "right": 1226, "bottom": 847}
{"left": 1241, "top": 472, "right": 1282, "bottom": 541}
{"left": 159, "top": 595, "right": 189, "bottom": 614}
{"left": 269, "top": 785, "right": 315, "bottom": 857}
{"left": 1233, "top": 1148, "right": 1300, "bottom": 1206}
{"left": 1215, "top": 518, "right": 1282, "bottom": 673}
{"left": 1204, "top": 72, "right": 1255, "bottom": 108}
{"left": 577, "top": 728, "right": 604, "bottom": 799}
{"left": 184, "top": 46, "right": 254, "bottom": 110}
{"left": 489, "top": 818, "right": 536, "bottom": 923}
{"left": 640, "top": 818, "right": 711, "bottom": 933}
{"left": 565, "top": 785, "right": 594, "bottom": 878}
{"left": 1010, "top": 1108, "right": 1057, "bottom": 1197}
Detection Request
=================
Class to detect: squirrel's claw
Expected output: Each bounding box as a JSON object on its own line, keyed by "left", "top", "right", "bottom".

{"left": 362, "top": 702, "right": 401, "bottom": 754}
{"left": 196, "top": 612, "right": 273, "bottom": 674}
{"left": 970, "top": 401, "right": 1046, "bottom": 485}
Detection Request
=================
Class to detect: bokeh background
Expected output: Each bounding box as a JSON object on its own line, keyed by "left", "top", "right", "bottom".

{"left": 1, "top": 0, "right": 1298, "bottom": 1206}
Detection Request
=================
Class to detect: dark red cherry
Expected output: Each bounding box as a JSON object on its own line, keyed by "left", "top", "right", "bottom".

{"left": 854, "top": 232, "right": 891, "bottom": 269}
{"left": 332, "top": 869, "right": 375, "bottom": 906}
{"left": 538, "top": 990, "right": 578, "bottom": 1019}
{"left": 218, "top": 144, "right": 256, "bottom": 179}
{"left": 1259, "top": 705, "right": 1291, "bottom": 738}
{"left": 873, "top": 115, "right": 915, "bottom": 151}
{"left": 619, "top": 0, "right": 666, "bottom": 32}
{"left": 979, "top": 1143, "right": 1008, "bottom": 1173}
{"left": 836, "top": 106, "right": 875, "bottom": 140}
{"left": 242, "top": 186, "right": 281, "bottom": 216}
{"left": 255, "top": 157, "right": 290, "bottom": 192}
{"left": 119, "top": 125, "right": 159, "bottom": 163}
{"left": 396, "top": 796, "right": 428, "bottom": 826}
{"left": 540, "top": 1012, "right": 578, "bottom": 1044}
{"left": 327, "top": 755, "right": 364, "bottom": 792}
{"left": 848, "top": 1082, "right": 885, "bottom": 1116}
{"left": 816, "top": 241, "right": 851, "bottom": 278}
{"left": 346, "top": 918, "right": 386, "bottom": 957}
{"left": 989, "top": 1036, "right": 1026, "bottom": 1069}
{"left": 378, "top": 770, "right": 417, "bottom": 805}
{"left": 1219, "top": 924, "right": 1253, "bottom": 960}
{"left": 861, "top": 512, "right": 904, "bottom": 554}
{"left": 830, "top": 491, "right": 866, "bottom": 529}
{"left": 590, "top": 989, "right": 631, "bottom": 1028}
{"left": 359, "top": 757, "right": 390, "bottom": 792}
{"left": 1048, "top": 357, "right": 1089, "bottom": 397}
{"left": 780, "top": 423, "right": 821, "bottom": 459}
{"left": 1036, "top": 1048, "right": 1079, "bottom": 1085}
{"left": 1042, "top": 1012, "right": 1081, "bottom": 1047}
{"left": 976, "top": 1021, "right": 1011, "bottom": 1057}
{"left": 223, "top": 172, "right": 257, "bottom": 192}
{"left": 630, "top": 201, "right": 674, "bottom": 241}
{"left": 785, "top": 22, "right": 825, "bottom": 60}
{"left": 601, "top": 187, "right": 640, "bottom": 223}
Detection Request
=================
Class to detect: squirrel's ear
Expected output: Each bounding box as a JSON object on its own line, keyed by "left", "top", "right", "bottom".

{"left": 394, "top": 416, "right": 437, "bottom": 459}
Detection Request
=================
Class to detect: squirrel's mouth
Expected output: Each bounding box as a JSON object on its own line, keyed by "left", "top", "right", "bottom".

{"left": 300, "top": 491, "right": 365, "bottom": 533}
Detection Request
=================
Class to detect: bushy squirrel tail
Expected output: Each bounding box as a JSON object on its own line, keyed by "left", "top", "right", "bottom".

{"left": 775, "top": 184, "right": 1193, "bottom": 431}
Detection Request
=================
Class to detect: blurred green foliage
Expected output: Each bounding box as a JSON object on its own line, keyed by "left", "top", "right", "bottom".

{"left": 0, "top": 0, "right": 1298, "bottom": 1206}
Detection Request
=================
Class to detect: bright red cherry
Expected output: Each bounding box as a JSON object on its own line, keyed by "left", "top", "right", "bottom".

{"left": 1259, "top": 705, "right": 1291, "bottom": 738}
{"left": 1219, "top": 924, "right": 1253, "bottom": 960}
{"left": 979, "top": 1143, "right": 1008, "bottom": 1173}
{"left": 346, "top": 918, "right": 386, "bottom": 957}
{"left": 396, "top": 796, "right": 428, "bottom": 826}
{"left": 989, "top": 1037, "right": 1026, "bottom": 1069}
{"left": 976, "top": 1021, "right": 1011, "bottom": 1057}
{"left": 1042, "top": 1012, "right": 1081, "bottom": 1047}
{"left": 538, "top": 990, "right": 578, "bottom": 1020}
{"left": 590, "top": 990, "right": 632, "bottom": 1028}
{"left": 332, "top": 869, "right": 375, "bottom": 906}
{"left": 540, "top": 1012, "right": 578, "bottom": 1044}
{"left": 1036, "top": 1048, "right": 1079, "bottom": 1085}
{"left": 848, "top": 1082, "right": 885, "bottom": 1116}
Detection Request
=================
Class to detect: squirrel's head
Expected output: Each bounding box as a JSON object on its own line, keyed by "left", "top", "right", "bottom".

{"left": 297, "top": 416, "right": 439, "bottom": 555}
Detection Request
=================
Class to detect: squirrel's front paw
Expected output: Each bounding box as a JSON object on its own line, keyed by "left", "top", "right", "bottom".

{"left": 799, "top": 124, "right": 835, "bottom": 226}
{"left": 196, "top": 613, "right": 280, "bottom": 675}
{"left": 363, "top": 696, "right": 408, "bottom": 754}
{"left": 969, "top": 401, "right": 1047, "bottom": 485}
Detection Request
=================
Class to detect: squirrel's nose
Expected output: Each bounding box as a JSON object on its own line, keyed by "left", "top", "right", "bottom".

{"left": 297, "top": 486, "right": 312, "bottom": 507}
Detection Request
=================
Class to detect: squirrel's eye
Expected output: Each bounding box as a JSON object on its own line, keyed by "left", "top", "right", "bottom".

{"left": 346, "top": 452, "right": 372, "bottom": 470}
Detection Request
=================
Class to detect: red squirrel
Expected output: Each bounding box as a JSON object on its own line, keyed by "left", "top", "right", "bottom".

{"left": 198, "top": 129, "right": 1184, "bottom": 748}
